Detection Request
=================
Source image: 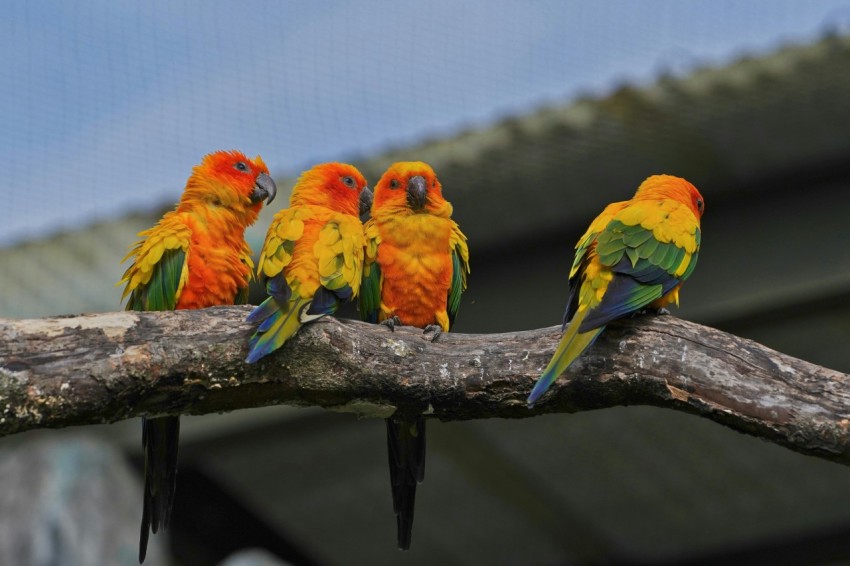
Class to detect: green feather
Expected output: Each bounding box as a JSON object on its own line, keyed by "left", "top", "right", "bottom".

{"left": 447, "top": 246, "right": 467, "bottom": 329}
{"left": 528, "top": 308, "right": 603, "bottom": 406}
{"left": 127, "top": 248, "right": 185, "bottom": 312}
{"left": 660, "top": 243, "right": 680, "bottom": 272}
{"left": 649, "top": 240, "right": 670, "bottom": 266}
{"left": 624, "top": 283, "right": 663, "bottom": 310}
{"left": 637, "top": 236, "right": 659, "bottom": 259}
{"left": 621, "top": 224, "right": 653, "bottom": 247}
{"left": 235, "top": 283, "right": 249, "bottom": 306}
{"left": 359, "top": 261, "right": 383, "bottom": 324}
{"left": 625, "top": 246, "right": 640, "bottom": 268}
{"left": 595, "top": 233, "right": 626, "bottom": 258}
{"left": 669, "top": 246, "right": 687, "bottom": 274}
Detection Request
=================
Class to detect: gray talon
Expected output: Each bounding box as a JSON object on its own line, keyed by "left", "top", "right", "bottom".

{"left": 381, "top": 316, "right": 402, "bottom": 332}
{"left": 423, "top": 324, "right": 442, "bottom": 342}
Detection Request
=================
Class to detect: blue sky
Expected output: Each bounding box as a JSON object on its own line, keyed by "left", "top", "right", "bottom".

{"left": 2, "top": 1, "right": 849, "bottom": 244}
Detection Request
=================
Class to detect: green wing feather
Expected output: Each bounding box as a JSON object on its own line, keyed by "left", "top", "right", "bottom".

{"left": 126, "top": 249, "right": 186, "bottom": 312}
{"left": 359, "top": 260, "right": 382, "bottom": 323}
{"left": 235, "top": 284, "right": 250, "bottom": 306}
{"left": 580, "top": 218, "right": 698, "bottom": 330}
{"left": 447, "top": 222, "right": 470, "bottom": 329}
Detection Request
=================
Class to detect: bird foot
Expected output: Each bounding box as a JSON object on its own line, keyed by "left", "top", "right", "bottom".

{"left": 422, "top": 324, "right": 442, "bottom": 342}
{"left": 633, "top": 307, "right": 670, "bottom": 317}
{"left": 381, "top": 316, "right": 402, "bottom": 332}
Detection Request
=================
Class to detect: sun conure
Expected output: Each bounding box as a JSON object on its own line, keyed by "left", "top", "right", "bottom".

{"left": 359, "top": 161, "right": 469, "bottom": 550}
{"left": 120, "top": 150, "right": 277, "bottom": 562}
{"left": 528, "top": 174, "right": 704, "bottom": 407}
{"left": 245, "top": 162, "right": 371, "bottom": 363}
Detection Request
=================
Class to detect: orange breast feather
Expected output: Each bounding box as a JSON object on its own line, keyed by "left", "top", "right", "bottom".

{"left": 376, "top": 214, "right": 454, "bottom": 329}
{"left": 176, "top": 211, "right": 252, "bottom": 309}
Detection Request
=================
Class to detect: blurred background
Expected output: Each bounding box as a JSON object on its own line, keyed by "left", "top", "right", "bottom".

{"left": 3, "top": 1, "right": 850, "bottom": 564}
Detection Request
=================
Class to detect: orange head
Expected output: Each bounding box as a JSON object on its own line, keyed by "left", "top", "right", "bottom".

{"left": 177, "top": 150, "right": 277, "bottom": 223}
{"left": 372, "top": 161, "right": 453, "bottom": 218}
{"left": 633, "top": 174, "right": 704, "bottom": 219}
{"left": 289, "top": 162, "right": 369, "bottom": 217}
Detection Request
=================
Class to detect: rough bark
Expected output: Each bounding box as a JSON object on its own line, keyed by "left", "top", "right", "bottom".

{"left": 1, "top": 307, "right": 849, "bottom": 465}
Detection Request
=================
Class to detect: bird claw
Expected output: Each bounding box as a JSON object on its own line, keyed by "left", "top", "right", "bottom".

{"left": 423, "top": 325, "right": 442, "bottom": 342}
{"left": 381, "top": 316, "right": 402, "bottom": 332}
{"left": 633, "top": 307, "right": 670, "bottom": 317}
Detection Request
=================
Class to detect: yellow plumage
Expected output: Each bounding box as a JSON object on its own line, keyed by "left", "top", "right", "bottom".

{"left": 246, "top": 162, "right": 369, "bottom": 363}
{"left": 529, "top": 174, "right": 704, "bottom": 406}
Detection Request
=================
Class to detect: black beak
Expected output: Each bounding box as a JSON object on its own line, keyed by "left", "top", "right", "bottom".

{"left": 359, "top": 186, "right": 373, "bottom": 223}
{"left": 406, "top": 175, "right": 427, "bottom": 211}
{"left": 251, "top": 173, "right": 277, "bottom": 205}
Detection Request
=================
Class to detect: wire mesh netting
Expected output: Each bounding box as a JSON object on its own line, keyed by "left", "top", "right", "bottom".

{"left": 4, "top": 3, "right": 850, "bottom": 566}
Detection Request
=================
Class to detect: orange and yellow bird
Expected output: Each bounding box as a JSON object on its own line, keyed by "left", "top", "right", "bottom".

{"left": 120, "top": 150, "right": 276, "bottom": 562}
{"left": 245, "top": 162, "right": 370, "bottom": 363}
{"left": 360, "top": 161, "right": 469, "bottom": 549}
{"left": 528, "top": 174, "right": 704, "bottom": 406}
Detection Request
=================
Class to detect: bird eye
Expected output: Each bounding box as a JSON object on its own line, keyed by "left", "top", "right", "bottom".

{"left": 696, "top": 198, "right": 704, "bottom": 213}
{"left": 342, "top": 176, "right": 355, "bottom": 188}
{"left": 390, "top": 179, "right": 399, "bottom": 190}
{"left": 234, "top": 162, "right": 249, "bottom": 172}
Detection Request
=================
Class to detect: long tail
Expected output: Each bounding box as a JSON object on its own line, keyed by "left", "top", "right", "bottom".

{"left": 139, "top": 415, "right": 180, "bottom": 563}
{"left": 385, "top": 416, "right": 426, "bottom": 550}
{"left": 245, "top": 296, "right": 312, "bottom": 363}
{"left": 527, "top": 309, "right": 604, "bottom": 407}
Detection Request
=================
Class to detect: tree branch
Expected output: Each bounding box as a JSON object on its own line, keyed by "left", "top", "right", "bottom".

{"left": 1, "top": 307, "right": 849, "bottom": 465}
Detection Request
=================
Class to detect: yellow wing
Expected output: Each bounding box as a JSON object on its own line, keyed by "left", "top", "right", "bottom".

{"left": 257, "top": 207, "right": 308, "bottom": 280}
{"left": 246, "top": 208, "right": 365, "bottom": 363}
{"left": 314, "top": 213, "right": 366, "bottom": 299}
{"left": 119, "top": 214, "right": 191, "bottom": 311}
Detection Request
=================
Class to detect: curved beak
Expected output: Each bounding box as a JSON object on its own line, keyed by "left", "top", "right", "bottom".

{"left": 359, "top": 186, "right": 373, "bottom": 223}
{"left": 406, "top": 175, "right": 427, "bottom": 211}
{"left": 251, "top": 173, "right": 277, "bottom": 205}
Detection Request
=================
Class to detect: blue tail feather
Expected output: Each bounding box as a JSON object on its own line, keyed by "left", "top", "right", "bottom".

{"left": 257, "top": 303, "right": 289, "bottom": 332}
{"left": 246, "top": 297, "right": 279, "bottom": 324}
{"left": 306, "top": 286, "right": 342, "bottom": 316}
{"left": 246, "top": 296, "right": 311, "bottom": 363}
{"left": 267, "top": 274, "right": 292, "bottom": 304}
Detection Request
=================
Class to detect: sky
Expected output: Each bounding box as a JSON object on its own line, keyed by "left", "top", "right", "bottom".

{"left": 2, "top": 0, "right": 849, "bottom": 245}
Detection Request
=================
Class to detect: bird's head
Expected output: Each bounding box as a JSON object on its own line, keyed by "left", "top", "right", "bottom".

{"left": 290, "top": 162, "right": 369, "bottom": 218}
{"left": 634, "top": 174, "right": 704, "bottom": 219}
{"left": 372, "top": 161, "right": 452, "bottom": 218}
{"left": 179, "top": 150, "right": 277, "bottom": 223}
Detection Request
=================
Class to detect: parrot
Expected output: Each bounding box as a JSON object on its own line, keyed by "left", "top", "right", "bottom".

{"left": 119, "top": 150, "right": 277, "bottom": 562}
{"left": 359, "top": 161, "right": 470, "bottom": 550}
{"left": 527, "top": 174, "right": 704, "bottom": 407}
{"left": 245, "top": 162, "right": 370, "bottom": 363}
